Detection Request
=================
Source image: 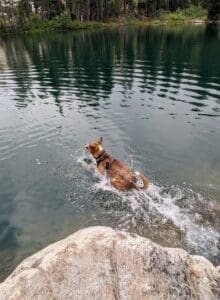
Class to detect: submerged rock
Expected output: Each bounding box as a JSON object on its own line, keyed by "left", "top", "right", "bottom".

{"left": 0, "top": 226, "right": 219, "bottom": 300}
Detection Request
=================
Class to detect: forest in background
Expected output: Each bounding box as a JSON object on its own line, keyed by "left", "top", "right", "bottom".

{"left": 0, "top": 1, "right": 218, "bottom": 33}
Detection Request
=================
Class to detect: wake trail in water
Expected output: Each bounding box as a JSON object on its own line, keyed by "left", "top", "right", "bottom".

{"left": 75, "top": 149, "right": 220, "bottom": 261}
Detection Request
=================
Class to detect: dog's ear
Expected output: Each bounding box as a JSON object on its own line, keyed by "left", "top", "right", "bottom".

{"left": 98, "top": 137, "right": 103, "bottom": 144}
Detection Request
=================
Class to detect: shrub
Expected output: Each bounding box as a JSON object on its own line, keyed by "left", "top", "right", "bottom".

{"left": 52, "top": 16, "right": 73, "bottom": 31}
{"left": 159, "top": 5, "right": 207, "bottom": 22}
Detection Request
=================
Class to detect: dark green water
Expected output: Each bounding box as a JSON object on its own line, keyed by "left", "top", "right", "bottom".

{"left": 0, "top": 24, "right": 220, "bottom": 281}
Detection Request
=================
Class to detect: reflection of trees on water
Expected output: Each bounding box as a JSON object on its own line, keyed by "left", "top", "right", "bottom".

{"left": 0, "top": 24, "right": 219, "bottom": 114}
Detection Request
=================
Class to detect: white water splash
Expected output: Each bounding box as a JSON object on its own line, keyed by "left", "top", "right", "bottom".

{"left": 76, "top": 149, "right": 220, "bottom": 259}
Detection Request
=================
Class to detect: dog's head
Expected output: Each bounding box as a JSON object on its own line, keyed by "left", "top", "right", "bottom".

{"left": 85, "top": 137, "right": 104, "bottom": 158}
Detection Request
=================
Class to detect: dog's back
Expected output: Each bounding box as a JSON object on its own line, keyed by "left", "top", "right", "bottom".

{"left": 98, "top": 156, "right": 149, "bottom": 191}
{"left": 86, "top": 137, "right": 149, "bottom": 192}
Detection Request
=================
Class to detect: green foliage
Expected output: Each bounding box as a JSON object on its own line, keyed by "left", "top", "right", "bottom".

{"left": 52, "top": 16, "right": 73, "bottom": 30}
{"left": 159, "top": 5, "right": 207, "bottom": 22}
{"left": 0, "top": 1, "right": 210, "bottom": 34}
{"left": 23, "top": 15, "right": 52, "bottom": 31}
{"left": 23, "top": 15, "right": 107, "bottom": 32}
{"left": 52, "top": 17, "right": 103, "bottom": 31}
{"left": 181, "top": 5, "right": 207, "bottom": 19}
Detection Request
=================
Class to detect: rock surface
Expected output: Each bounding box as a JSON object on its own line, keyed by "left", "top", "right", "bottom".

{"left": 0, "top": 226, "right": 219, "bottom": 300}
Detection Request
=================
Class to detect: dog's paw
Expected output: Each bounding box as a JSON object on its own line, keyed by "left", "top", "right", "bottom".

{"left": 135, "top": 171, "right": 144, "bottom": 188}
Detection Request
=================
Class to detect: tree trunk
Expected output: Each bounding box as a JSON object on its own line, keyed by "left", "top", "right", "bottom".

{"left": 100, "top": 0, "right": 104, "bottom": 21}
{"left": 87, "top": 0, "right": 90, "bottom": 21}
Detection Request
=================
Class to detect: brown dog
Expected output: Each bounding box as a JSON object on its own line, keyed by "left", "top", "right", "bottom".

{"left": 85, "top": 137, "right": 149, "bottom": 191}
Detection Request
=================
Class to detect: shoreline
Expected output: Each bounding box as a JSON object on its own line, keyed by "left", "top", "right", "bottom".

{"left": 0, "top": 18, "right": 212, "bottom": 36}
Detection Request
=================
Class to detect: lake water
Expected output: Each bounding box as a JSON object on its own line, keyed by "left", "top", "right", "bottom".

{"left": 0, "top": 24, "right": 220, "bottom": 281}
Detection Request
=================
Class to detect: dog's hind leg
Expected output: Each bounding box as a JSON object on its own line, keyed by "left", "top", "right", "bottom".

{"left": 134, "top": 172, "right": 149, "bottom": 190}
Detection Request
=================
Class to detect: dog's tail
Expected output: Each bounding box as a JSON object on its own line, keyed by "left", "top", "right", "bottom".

{"left": 134, "top": 172, "right": 149, "bottom": 190}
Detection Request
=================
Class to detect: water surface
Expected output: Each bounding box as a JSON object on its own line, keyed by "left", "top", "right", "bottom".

{"left": 0, "top": 24, "right": 220, "bottom": 281}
